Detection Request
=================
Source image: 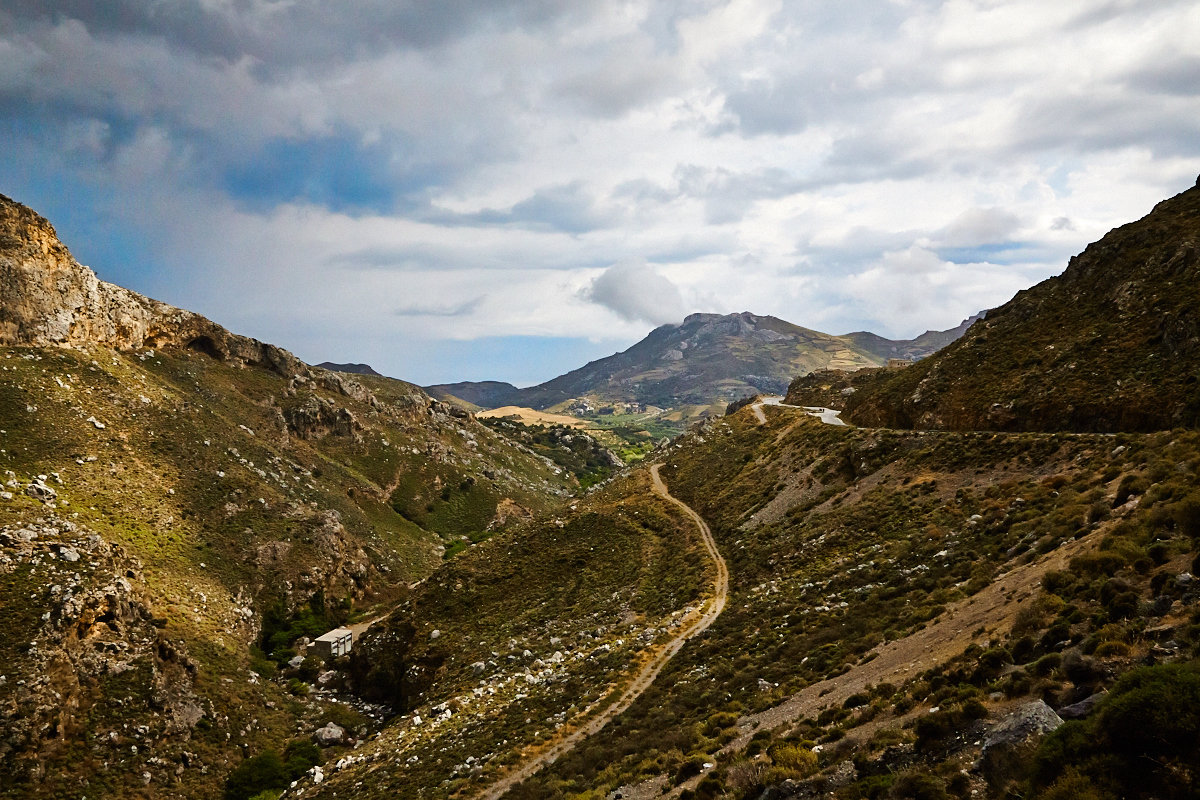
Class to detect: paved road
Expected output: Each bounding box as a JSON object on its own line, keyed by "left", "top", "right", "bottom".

{"left": 752, "top": 396, "right": 848, "bottom": 426}
{"left": 475, "top": 465, "right": 729, "bottom": 799}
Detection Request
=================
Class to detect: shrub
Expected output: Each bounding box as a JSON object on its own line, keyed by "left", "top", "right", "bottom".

{"left": 769, "top": 743, "right": 818, "bottom": 776}
{"left": 1042, "top": 571, "right": 1074, "bottom": 596}
{"left": 1069, "top": 552, "right": 1124, "bottom": 577}
{"left": 1093, "top": 641, "right": 1129, "bottom": 658}
{"left": 914, "top": 712, "right": 955, "bottom": 750}
{"left": 1062, "top": 652, "right": 1103, "bottom": 685}
{"left": 724, "top": 759, "right": 769, "bottom": 797}
{"left": 283, "top": 740, "right": 321, "bottom": 779}
{"left": 1037, "top": 769, "right": 1110, "bottom": 800}
{"left": 1174, "top": 496, "right": 1200, "bottom": 538}
{"left": 1112, "top": 475, "right": 1147, "bottom": 507}
{"left": 887, "top": 771, "right": 949, "bottom": 800}
{"left": 1032, "top": 653, "right": 1062, "bottom": 677}
{"left": 674, "top": 757, "right": 707, "bottom": 784}
{"left": 224, "top": 751, "right": 288, "bottom": 800}
{"left": 843, "top": 692, "right": 870, "bottom": 709}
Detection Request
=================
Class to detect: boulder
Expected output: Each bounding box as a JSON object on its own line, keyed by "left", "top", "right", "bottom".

{"left": 25, "top": 481, "right": 56, "bottom": 502}
{"left": 979, "top": 700, "right": 1063, "bottom": 783}
{"left": 313, "top": 722, "right": 346, "bottom": 747}
{"left": 1058, "top": 691, "right": 1106, "bottom": 720}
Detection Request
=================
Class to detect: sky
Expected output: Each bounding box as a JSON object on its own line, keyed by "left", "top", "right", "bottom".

{"left": 2, "top": 1, "right": 1198, "bottom": 386}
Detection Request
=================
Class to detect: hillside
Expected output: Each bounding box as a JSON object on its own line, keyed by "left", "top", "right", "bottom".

{"left": 294, "top": 401, "right": 1200, "bottom": 800}
{"left": 7, "top": 180, "right": 1200, "bottom": 800}
{"left": 294, "top": 184, "right": 1200, "bottom": 800}
{"left": 0, "top": 194, "right": 576, "bottom": 799}
{"left": 787, "top": 181, "right": 1200, "bottom": 432}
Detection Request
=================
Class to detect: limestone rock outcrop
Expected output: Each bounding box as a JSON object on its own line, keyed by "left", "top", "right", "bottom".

{"left": 0, "top": 193, "right": 303, "bottom": 377}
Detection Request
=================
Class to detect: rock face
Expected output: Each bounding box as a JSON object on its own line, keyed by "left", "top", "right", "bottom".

{"left": 0, "top": 518, "right": 203, "bottom": 776}
{"left": 313, "top": 722, "right": 347, "bottom": 747}
{"left": 0, "top": 193, "right": 303, "bottom": 376}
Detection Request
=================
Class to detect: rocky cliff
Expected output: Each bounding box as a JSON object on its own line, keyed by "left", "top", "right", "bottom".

{"left": 0, "top": 193, "right": 303, "bottom": 376}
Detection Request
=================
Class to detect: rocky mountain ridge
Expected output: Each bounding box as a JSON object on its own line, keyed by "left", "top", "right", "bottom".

{"left": 427, "top": 311, "right": 978, "bottom": 414}
{"left": 315, "top": 362, "right": 382, "bottom": 377}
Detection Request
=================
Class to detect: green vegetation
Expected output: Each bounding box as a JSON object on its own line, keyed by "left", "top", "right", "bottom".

{"left": 481, "top": 418, "right": 622, "bottom": 487}
{"left": 0, "top": 342, "right": 573, "bottom": 800}
{"left": 1031, "top": 663, "right": 1200, "bottom": 798}
{"left": 224, "top": 740, "right": 322, "bottom": 800}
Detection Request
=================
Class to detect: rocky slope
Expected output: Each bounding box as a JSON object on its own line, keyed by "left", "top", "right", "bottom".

{"left": 0, "top": 194, "right": 577, "bottom": 799}
{"left": 1, "top": 194, "right": 306, "bottom": 376}
{"left": 787, "top": 180, "right": 1200, "bottom": 432}
{"left": 287, "top": 399, "right": 1200, "bottom": 800}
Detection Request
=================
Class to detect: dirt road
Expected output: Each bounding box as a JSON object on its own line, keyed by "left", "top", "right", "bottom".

{"left": 475, "top": 465, "right": 729, "bottom": 799}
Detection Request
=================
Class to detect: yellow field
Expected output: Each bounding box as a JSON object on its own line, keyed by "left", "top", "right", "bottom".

{"left": 476, "top": 406, "right": 590, "bottom": 428}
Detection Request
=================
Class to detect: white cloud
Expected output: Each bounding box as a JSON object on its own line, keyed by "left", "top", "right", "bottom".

{"left": 2, "top": 0, "right": 1199, "bottom": 382}
{"left": 583, "top": 260, "right": 688, "bottom": 326}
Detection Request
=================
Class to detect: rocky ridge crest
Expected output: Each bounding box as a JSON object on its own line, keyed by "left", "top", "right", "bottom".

{"left": 0, "top": 194, "right": 302, "bottom": 376}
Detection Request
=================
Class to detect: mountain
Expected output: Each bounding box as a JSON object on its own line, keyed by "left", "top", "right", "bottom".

{"left": 0, "top": 194, "right": 575, "bottom": 799}
{"left": 425, "top": 379, "right": 522, "bottom": 410}
{"left": 307, "top": 350, "right": 1200, "bottom": 800}
{"left": 433, "top": 312, "right": 976, "bottom": 415}
{"left": 841, "top": 312, "right": 984, "bottom": 363}
{"left": 787, "top": 180, "right": 1200, "bottom": 432}
{"left": 315, "top": 362, "right": 382, "bottom": 377}
{"left": 10, "top": 182, "right": 1200, "bottom": 800}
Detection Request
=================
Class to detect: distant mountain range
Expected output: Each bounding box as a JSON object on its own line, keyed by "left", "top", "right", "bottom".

{"left": 427, "top": 312, "right": 981, "bottom": 412}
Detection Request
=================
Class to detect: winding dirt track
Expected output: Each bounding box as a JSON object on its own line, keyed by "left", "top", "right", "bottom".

{"left": 476, "top": 465, "right": 729, "bottom": 799}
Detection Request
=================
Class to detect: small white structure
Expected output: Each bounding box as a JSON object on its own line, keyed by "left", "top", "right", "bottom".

{"left": 312, "top": 627, "right": 353, "bottom": 658}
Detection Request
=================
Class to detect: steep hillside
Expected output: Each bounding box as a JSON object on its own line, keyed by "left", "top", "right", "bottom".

{"left": 273, "top": 401, "right": 1200, "bottom": 800}
{"left": 789, "top": 181, "right": 1200, "bottom": 432}
{"left": 0, "top": 195, "right": 574, "bottom": 799}
{"left": 300, "top": 469, "right": 712, "bottom": 799}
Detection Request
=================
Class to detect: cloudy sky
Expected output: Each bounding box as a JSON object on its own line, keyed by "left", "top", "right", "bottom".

{"left": 2, "top": 1, "right": 1198, "bottom": 385}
